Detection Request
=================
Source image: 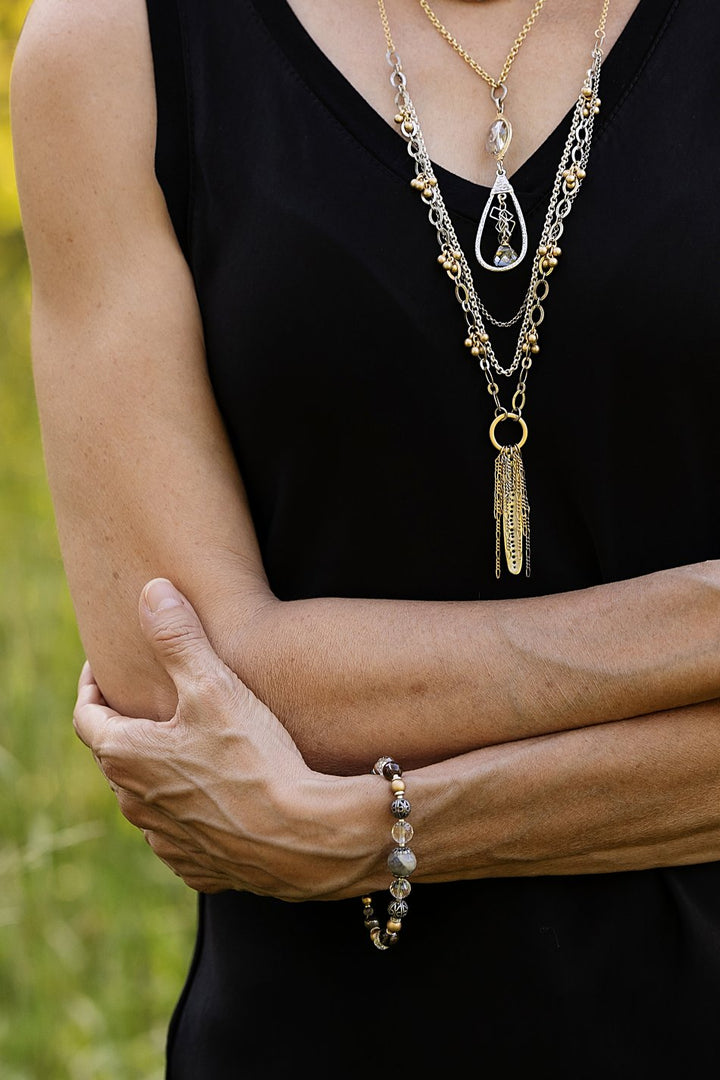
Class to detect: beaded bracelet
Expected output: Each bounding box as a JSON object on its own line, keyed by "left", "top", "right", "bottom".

{"left": 361, "top": 756, "right": 416, "bottom": 951}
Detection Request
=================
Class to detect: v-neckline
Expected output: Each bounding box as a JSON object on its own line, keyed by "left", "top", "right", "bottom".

{"left": 247, "top": 0, "right": 679, "bottom": 221}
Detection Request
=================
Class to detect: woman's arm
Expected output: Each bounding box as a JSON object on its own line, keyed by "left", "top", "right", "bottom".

{"left": 74, "top": 581, "right": 720, "bottom": 901}
{"left": 13, "top": 0, "right": 720, "bottom": 774}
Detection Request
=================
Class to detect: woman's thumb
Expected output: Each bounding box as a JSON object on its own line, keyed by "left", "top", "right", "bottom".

{"left": 139, "top": 579, "right": 220, "bottom": 690}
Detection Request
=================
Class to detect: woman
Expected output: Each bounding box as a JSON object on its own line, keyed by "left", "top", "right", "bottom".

{"left": 11, "top": 0, "right": 720, "bottom": 1075}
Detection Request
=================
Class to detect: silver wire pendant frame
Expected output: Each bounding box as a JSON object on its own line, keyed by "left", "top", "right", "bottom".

{"left": 475, "top": 170, "right": 529, "bottom": 272}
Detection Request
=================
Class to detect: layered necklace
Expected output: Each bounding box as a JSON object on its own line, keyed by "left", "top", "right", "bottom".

{"left": 377, "top": 0, "right": 610, "bottom": 578}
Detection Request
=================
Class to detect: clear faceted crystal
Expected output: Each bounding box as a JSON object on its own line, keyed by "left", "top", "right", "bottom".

{"left": 486, "top": 118, "right": 509, "bottom": 157}
{"left": 391, "top": 820, "right": 414, "bottom": 846}
{"left": 390, "top": 877, "right": 412, "bottom": 900}
{"left": 493, "top": 243, "right": 518, "bottom": 268}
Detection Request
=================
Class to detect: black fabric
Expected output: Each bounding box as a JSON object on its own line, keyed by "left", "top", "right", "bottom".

{"left": 144, "top": 0, "right": 720, "bottom": 1075}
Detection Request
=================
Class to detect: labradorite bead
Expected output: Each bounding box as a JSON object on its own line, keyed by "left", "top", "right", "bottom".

{"left": 387, "top": 846, "right": 417, "bottom": 877}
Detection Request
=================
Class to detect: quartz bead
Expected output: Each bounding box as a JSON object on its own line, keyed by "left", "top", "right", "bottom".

{"left": 388, "top": 846, "right": 417, "bottom": 877}
{"left": 390, "top": 877, "right": 412, "bottom": 900}
{"left": 391, "top": 820, "right": 414, "bottom": 846}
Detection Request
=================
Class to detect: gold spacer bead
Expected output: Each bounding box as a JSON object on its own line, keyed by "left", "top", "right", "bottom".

{"left": 464, "top": 337, "right": 473, "bottom": 348}
{"left": 553, "top": 246, "right": 562, "bottom": 256}
{"left": 582, "top": 86, "right": 593, "bottom": 98}
{"left": 443, "top": 260, "right": 453, "bottom": 271}
{"left": 582, "top": 108, "right": 590, "bottom": 117}
{"left": 480, "top": 333, "right": 490, "bottom": 343}
{"left": 527, "top": 332, "right": 538, "bottom": 344}
{"left": 438, "top": 254, "right": 448, "bottom": 265}
{"left": 387, "top": 920, "right": 402, "bottom": 934}
{"left": 471, "top": 346, "right": 481, "bottom": 357}
{"left": 361, "top": 896, "right": 372, "bottom": 905}
{"left": 538, "top": 245, "right": 548, "bottom": 255}
{"left": 394, "top": 113, "right": 404, "bottom": 124}
{"left": 531, "top": 344, "right": 540, "bottom": 354}
{"left": 423, "top": 188, "right": 433, "bottom": 198}
{"left": 548, "top": 257, "right": 558, "bottom": 267}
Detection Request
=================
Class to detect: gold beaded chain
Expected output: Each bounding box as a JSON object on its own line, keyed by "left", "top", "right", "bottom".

{"left": 416, "top": 0, "right": 548, "bottom": 91}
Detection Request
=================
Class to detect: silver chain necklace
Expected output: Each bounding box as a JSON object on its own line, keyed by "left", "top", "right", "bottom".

{"left": 378, "top": 0, "right": 610, "bottom": 578}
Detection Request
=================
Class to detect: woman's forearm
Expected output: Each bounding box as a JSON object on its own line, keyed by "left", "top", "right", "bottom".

{"left": 405, "top": 698, "right": 720, "bottom": 882}
{"left": 76, "top": 589, "right": 720, "bottom": 903}
{"left": 220, "top": 560, "right": 720, "bottom": 773}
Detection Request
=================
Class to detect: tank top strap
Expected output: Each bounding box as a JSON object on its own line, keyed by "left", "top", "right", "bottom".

{"left": 145, "top": 0, "right": 193, "bottom": 261}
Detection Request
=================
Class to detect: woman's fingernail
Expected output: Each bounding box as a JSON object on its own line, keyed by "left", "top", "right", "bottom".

{"left": 144, "top": 579, "right": 182, "bottom": 613}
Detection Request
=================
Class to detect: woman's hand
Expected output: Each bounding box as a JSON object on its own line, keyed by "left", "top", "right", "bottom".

{"left": 73, "top": 579, "right": 379, "bottom": 900}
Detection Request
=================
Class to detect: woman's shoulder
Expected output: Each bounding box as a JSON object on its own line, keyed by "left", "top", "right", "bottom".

{"left": 11, "top": 0, "right": 154, "bottom": 124}
{"left": 11, "top": 0, "right": 161, "bottom": 292}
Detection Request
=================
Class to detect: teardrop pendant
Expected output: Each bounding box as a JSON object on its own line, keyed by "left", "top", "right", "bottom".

{"left": 475, "top": 170, "right": 528, "bottom": 272}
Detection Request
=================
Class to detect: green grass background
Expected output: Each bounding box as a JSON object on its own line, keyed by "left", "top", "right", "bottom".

{"left": 1, "top": 5, "right": 197, "bottom": 1077}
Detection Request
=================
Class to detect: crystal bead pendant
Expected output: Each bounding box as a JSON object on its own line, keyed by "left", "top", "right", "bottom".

{"left": 486, "top": 117, "right": 511, "bottom": 157}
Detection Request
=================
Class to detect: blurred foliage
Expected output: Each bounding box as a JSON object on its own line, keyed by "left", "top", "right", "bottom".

{"left": 0, "top": 4, "right": 196, "bottom": 1077}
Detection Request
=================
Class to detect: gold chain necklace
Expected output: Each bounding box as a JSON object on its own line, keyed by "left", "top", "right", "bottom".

{"left": 418, "top": 0, "right": 548, "bottom": 90}
{"left": 416, "top": 0, "right": 549, "bottom": 272}
{"left": 378, "top": 0, "right": 610, "bottom": 577}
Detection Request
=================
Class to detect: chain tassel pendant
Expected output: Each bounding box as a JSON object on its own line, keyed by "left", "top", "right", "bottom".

{"left": 491, "top": 414, "right": 530, "bottom": 578}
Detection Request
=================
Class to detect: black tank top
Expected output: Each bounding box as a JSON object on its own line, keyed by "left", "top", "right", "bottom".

{"left": 146, "top": 2, "right": 720, "bottom": 1076}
